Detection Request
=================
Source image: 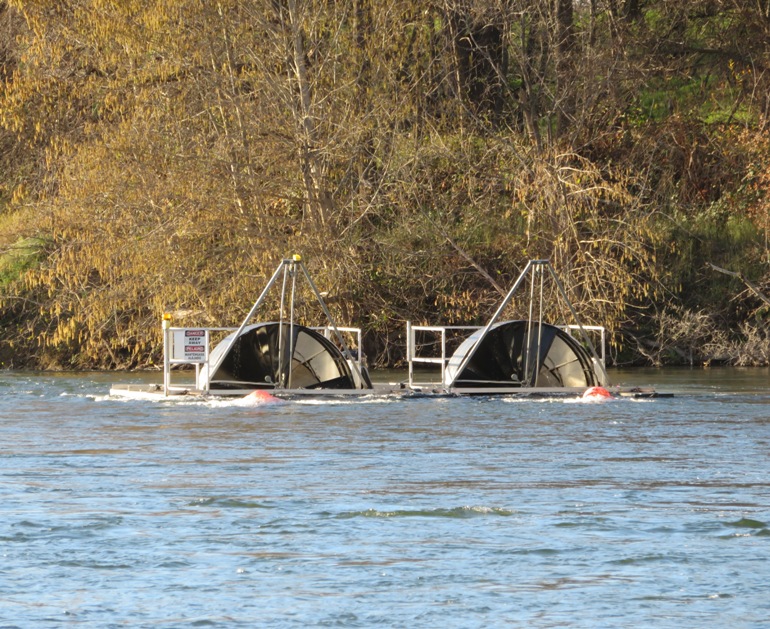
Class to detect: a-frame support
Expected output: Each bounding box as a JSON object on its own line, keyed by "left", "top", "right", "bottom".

{"left": 444, "top": 260, "right": 609, "bottom": 389}
{"left": 204, "top": 255, "right": 368, "bottom": 391}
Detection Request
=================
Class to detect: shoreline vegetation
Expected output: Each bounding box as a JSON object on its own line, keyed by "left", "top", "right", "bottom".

{"left": 2, "top": 1, "right": 770, "bottom": 371}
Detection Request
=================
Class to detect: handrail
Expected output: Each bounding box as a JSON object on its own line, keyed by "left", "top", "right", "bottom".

{"left": 407, "top": 323, "right": 482, "bottom": 388}
{"left": 162, "top": 323, "right": 367, "bottom": 395}
{"left": 405, "top": 321, "right": 606, "bottom": 390}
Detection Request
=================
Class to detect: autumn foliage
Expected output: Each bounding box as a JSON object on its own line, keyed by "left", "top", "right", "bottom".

{"left": 1, "top": 1, "right": 769, "bottom": 369}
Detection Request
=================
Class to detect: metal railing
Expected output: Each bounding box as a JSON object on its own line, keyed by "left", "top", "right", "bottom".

{"left": 162, "top": 323, "right": 365, "bottom": 396}
{"left": 405, "top": 321, "right": 606, "bottom": 390}
{"left": 406, "top": 322, "right": 481, "bottom": 388}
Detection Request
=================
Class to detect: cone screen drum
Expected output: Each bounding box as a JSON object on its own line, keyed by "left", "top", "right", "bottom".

{"left": 202, "top": 323, "right": 358, "bottom": 390}
{"left": 445, "top": 320, "right": 600, "bottom": 388}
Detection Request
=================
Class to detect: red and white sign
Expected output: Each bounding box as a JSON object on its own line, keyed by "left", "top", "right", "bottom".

{"left": 172, "top": 329, "right": 207, "bottom": 362}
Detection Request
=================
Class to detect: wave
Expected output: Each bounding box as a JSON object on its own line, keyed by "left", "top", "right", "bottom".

{"left": 334, "top": 506, "right": 515, "bottom": 519}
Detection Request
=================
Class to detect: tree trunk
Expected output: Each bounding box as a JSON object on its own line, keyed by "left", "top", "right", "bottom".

{"left": 554, "top": 0, "right": 575, "bottom": 138}
{"left": 285, "top": 0, "right": 332, "bottom": 230}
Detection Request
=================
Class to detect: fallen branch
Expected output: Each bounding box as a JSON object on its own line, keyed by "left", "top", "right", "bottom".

{"left": 707, "top": 263, "right": 770, "bottom": 308}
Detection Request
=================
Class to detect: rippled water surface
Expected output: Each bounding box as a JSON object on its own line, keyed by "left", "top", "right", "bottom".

{"left": 1, "top": 368, "right": 769, "bottom": 627}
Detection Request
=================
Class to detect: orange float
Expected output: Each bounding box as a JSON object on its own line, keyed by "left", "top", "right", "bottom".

{"left": 582, "top": 386, "right": 613, "bottom": 400}
{"left": 244, "top": 390, "right": 283, "bottom": 404}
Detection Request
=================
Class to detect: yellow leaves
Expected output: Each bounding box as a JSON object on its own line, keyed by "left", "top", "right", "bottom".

{"left": 0, "top": 0, "right": 681, "bottom": 368}
{"left": 10, "top": 184, "right": 27, "bottom": 205}
{"left": 95, "top": 86, "right": 117, "bottom": 113}
{"left": 433, "top": 289, "right": 484, "bottom": 325}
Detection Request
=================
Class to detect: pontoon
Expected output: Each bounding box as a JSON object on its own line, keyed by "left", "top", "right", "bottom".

{"left": 110, "top": 255, "right": 377, "bottom": 398}
{"left": 110, "top": 257, "right": 663, "bottom": 399}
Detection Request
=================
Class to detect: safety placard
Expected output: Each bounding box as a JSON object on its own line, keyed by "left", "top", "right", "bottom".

{"left": 171, "top": 329, "right": 207, "bottom": 362}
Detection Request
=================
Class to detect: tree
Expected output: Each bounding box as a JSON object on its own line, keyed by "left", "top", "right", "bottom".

{"left": 2, "top": 0, "right": 768, "bottom": 368}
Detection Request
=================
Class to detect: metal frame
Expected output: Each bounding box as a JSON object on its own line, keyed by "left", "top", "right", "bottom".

{"left": 405, "top": 260, "right": 609, "bottom": 393}
{"left": 161, "top": 256, "right": 369, "bottom": 397}
{"left": 405, "top": 323, "right": 606, "bottom": 390}
{"left": 112, "top": 257, "right": 631, "bottom": 400}
{"left": 406, "top": 323, "right": 481, "bottom": 389}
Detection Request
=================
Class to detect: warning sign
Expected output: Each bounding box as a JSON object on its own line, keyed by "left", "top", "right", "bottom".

{"left": 172, "top": 329, "right": 207, "bottom": 362}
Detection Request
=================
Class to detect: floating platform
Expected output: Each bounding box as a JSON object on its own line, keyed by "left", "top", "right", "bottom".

{"left": 110, "top": 257, "right": 671, "bottom": 401}
{"left": 109, "top": 381, "right": 669, "bottom": 400}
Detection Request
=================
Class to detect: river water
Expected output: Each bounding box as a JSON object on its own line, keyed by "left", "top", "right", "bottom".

{"left": 1, "top": 368, "right": 769, "bottom": 628}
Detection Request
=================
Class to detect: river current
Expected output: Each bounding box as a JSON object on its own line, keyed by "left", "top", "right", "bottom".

{"left": 1, "top": 368, "right": 769, "bottom": 627}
